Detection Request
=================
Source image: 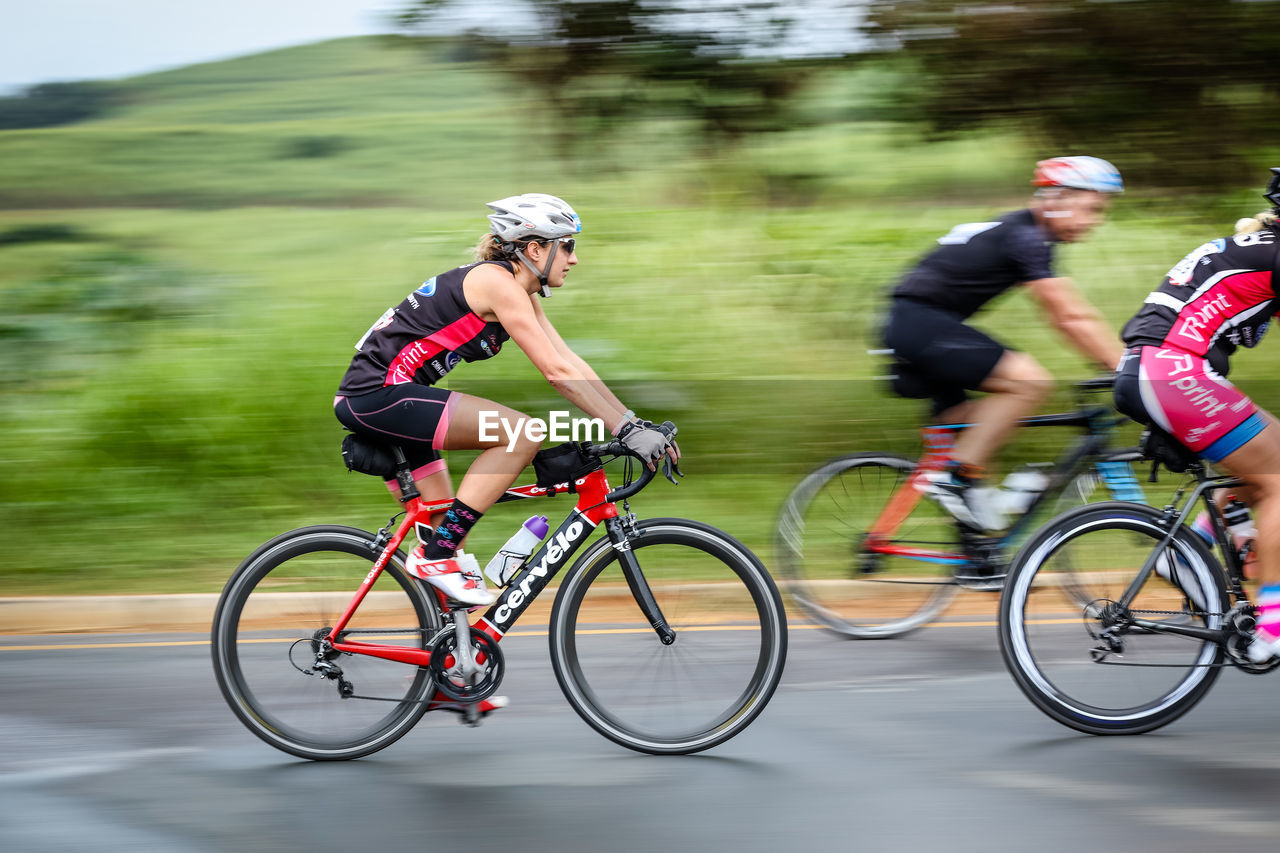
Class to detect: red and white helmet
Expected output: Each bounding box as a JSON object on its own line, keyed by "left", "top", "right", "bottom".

{"left": 1032, "top": 156, "right": 1123, "bottom": 193}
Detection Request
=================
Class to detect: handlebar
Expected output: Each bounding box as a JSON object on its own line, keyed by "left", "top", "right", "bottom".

{"left": 583, "top": 420, "right": 681, "bottom": 502}
{"left": 1073, "top": 375, "right": 1116, "bottom": 392}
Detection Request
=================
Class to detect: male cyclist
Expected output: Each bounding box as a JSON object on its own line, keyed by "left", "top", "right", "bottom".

{"left": 883, "top": 157, "right": 1125, "bottom": 531}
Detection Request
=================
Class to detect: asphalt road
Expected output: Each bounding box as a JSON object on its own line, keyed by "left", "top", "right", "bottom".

{"left": 4, "top": 612, "right": 1280, "bottom": 853}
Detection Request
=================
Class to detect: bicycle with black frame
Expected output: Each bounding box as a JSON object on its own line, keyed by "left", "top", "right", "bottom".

{"left": 775, "top": 377, "right": 1151, "bottom": 639}
{"left": 998, "top": 426, "right": 1274, "bottom": 734}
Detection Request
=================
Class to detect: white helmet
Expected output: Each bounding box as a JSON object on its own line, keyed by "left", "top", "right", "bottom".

{"left": 486, "top": 193, "right": 582, "bottom": 244}
{"left": 1032, "top": 156, "right": 1124, "bottom": 193}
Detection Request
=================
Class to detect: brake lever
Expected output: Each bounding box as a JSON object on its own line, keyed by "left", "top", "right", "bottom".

{"left": 662, "top": 454, "right": 684, "bottom": 484}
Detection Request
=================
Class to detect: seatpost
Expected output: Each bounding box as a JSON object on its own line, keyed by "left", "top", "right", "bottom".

{"left": 392, "top": 446, "right": 420, "bottom": 503}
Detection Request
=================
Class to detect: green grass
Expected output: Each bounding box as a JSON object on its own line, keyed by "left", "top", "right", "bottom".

{"left": 0, "top": 36, "right": 1270, "bottom": 595}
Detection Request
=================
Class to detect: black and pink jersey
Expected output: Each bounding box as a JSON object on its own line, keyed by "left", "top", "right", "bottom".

{"left": 338, "top": 261, "right": 512, "bottom": 396}
{"left": 1121, "top": 229, "right": 1280, "bottom": 372}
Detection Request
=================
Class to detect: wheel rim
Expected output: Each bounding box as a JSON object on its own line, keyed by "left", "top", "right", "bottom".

{"left": 778, "top": 456, "right": 958, "bottom": 638}
{"left": 1004, "top": 512, "right": 1221, "bottom": 728}
{"left": 215, "top": 532, "right": 435, "bottom": 757}
{"left": 555, "top": 524, "right": 784, "bottom": 753}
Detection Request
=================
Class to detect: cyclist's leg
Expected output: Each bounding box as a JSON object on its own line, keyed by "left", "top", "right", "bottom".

{"left": 1121, "top": 345, "right": 1280, "bottom": 655}
{"left": 1215, "top": 411, "right": 1280, "bottom": 588}
{"left": 884, "top": 298, "right": 1044, "bottom": 470}
{"left": 951, "top": 350, "right": 1053, "bottom": 470}
{"left": 441, "top": 393, "right": 541, "bottom": 511}
{"left": 1120, "top": 345, "right": 1275, "bottom": 584}
{"left": 335, "top": 386, "right": 450, "bottom": 503}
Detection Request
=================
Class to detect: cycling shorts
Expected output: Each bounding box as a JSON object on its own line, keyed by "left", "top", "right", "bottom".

{"left": 883, "top": 298, "right": 1008, "bottom": 417}
{"left": 334, "top": 385, "right": 458, "bottom": 487}
{"left": 1114, "top": 345, "right": 1264, "bottom": 462}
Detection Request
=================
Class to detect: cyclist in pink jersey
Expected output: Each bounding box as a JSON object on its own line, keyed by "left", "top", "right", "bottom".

{"left": 335, "top": 194, "right": 678, "bottom": 614}
{"left": 1114, "top": 168, "right": 1280, "bottom": 662}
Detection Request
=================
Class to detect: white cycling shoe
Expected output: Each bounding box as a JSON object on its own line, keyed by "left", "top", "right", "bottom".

{"left": 1151, "top": 550, "right": 1211, "bottom": 613}
{"left": 1247, "top": 628, "right": 1280, "bottom": 664}
{"left": 917, "top": 470, "right": 1006, "bottom": 532}
{"left": 405, "top": 549, "right": 496, "bottom": 607}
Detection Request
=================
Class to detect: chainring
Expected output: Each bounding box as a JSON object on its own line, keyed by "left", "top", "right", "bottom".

{"left": 429, "top": 627, "right": 505, "bottom": 702}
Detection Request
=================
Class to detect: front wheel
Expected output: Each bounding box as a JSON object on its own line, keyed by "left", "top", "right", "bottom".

{"left": 549, "top": 518, "right": 787, "bottom": 754}
{"left": 775, "top": 453, "right": 960, "bottom": 638}
{"left": 999, "top": 503, "right": 1227, "bottom": 735}
{"left": 211, "top": 525, "right": 441, "bottom": 760}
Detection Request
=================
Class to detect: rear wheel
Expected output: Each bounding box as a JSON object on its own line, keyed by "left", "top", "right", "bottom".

{"left": 211, "top": 526, "right": 440, "bottom": 760}
{"left": 999, "top": 503, "right": 1227, "bottom": 735}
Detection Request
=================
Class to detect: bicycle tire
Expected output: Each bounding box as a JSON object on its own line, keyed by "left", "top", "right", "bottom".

{"left": 775, "top": 453, "right": 960, "bottom": 638}
{"left": 549, "top": 518, "right": 787, "bottom": 755}
{"left": 999, "top": 502, "right": 1227, "bottom": 735}
{"left": 211, "top": 525, "right": 441, "bottom": 760}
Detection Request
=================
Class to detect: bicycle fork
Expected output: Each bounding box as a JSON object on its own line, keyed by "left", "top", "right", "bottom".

{"left": 605, "top": 516, "right": 676, "bottom": 645}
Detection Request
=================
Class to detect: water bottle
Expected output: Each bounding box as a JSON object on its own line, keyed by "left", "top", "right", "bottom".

{"left": 996, "top": 467, "right": 1050, "bottom": 516}
{"left": 1223, "top": 497, "right": 1257, "bottom": 578}
{"left": 484, "top": 515, "right": 550, "bottom": 587}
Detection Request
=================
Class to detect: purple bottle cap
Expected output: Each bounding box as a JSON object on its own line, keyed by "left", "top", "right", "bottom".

{"left": 524, "top": 515, "right": 550, "bottom": 538}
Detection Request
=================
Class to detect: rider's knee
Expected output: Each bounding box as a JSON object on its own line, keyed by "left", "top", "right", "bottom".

{"left": 991, "top": 351, "right": 1053, "bottom": 401}
{"left": 505, "top": 414, "right": 543, "bottom": 462}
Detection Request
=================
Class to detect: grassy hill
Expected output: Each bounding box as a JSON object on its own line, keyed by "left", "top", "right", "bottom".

{"left": 0, "top": 36, "right": 1254, "bottom": 593}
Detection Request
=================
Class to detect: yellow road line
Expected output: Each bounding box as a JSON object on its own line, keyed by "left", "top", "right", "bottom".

{"left": 0, "top": 617, "right": 1093, "bottom": 651}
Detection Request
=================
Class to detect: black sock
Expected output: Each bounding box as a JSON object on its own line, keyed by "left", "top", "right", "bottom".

{"left": 418, "top": 499, "right": 484, "bottom": 560}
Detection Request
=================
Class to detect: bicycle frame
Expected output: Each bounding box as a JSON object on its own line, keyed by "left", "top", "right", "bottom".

{"left": 1110, "top": 470, "right": 1248, "bottom": 644}
{"left": 866, "top": 406, "right": 1143, "bottom": 568}
{"left": 324, "top": 465, "right": 670, "bottom": 667}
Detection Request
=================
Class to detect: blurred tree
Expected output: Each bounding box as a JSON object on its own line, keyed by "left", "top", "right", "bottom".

{"left": 865, "top": 0, "right": 1279, "bottom": 189}
{"left": 0, "top": 81, "right": 126, "bottom": 130}
{"left": 396, "top": 1, "right": 831, "bottom": 150}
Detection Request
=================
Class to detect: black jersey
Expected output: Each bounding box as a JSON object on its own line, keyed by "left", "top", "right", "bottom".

{"left": 1120, "top": 229, "right": 1280, "bottom": 373}
{"left": 892, "top": 209, "right": 1056, "bottom": 319}
{"left": 338, "top": 261, "right": 512, "bottom": 396}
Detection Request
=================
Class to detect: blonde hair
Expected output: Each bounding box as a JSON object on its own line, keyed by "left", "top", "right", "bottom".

{"left": 472, "top": 233, "right": 547, "bottom": 262}
{"left": 1234, "top": 211, "right": 1279, "bottom": 235}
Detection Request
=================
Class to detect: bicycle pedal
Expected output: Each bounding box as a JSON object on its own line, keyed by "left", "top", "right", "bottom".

{"left": 953, "top": 572, "right": 1007, "bottom": 592}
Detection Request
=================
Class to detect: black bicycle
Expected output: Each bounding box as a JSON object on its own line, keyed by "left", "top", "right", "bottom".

{"left": 999, "top": 427, "right": 1272, "bottom": 735}
{"left": 775, "top": 378, "right": 1149, "bottom": 639}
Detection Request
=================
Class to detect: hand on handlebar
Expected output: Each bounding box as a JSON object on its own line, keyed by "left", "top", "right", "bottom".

{"left": 635, "top": 416, "right": 681, "bottom": 466}
{"left": 617, "top": 420, "right": 678, "bottom": 471}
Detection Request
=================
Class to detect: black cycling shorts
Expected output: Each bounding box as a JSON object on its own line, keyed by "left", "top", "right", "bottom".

{"left": 882, "top": 298, "right": 1008, "bottom": 417}
{"left": 334, "top": 384, "right": 457, "bottom": 483}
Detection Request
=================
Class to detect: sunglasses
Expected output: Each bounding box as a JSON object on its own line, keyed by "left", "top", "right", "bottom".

{"left": 548, "top": 237, "right": 575, "bottom": 255}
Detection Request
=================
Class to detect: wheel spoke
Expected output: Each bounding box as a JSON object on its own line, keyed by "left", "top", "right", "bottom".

{"left": 212, "top": 528, "right": 439, "bottom": 760}
{"left": 999, "top": 504, "right": 1226, "bottom": 734}
{"left": 551, "top": 520, "right": 786, "bottom": 754}
{"left": 776, "top": 454, "right": 958, "bottom": 638}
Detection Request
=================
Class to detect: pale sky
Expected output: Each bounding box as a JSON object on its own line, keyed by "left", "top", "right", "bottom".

{"left": 0, "top": 0, "right": 403, "bottom": 92}
{"left": 1, "top": 1, "right": 867, "bottom": 94}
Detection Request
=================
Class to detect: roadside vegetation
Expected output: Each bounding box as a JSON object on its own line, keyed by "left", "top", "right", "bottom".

{"left": 0, "top": 36, "right": 1272, "bottom": 593}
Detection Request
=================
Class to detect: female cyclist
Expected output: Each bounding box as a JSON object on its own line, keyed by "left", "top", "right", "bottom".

{"left": 334, "top": 193, "right": 678, "bottom": 609}
{"left": 1114, "top": 168, "right": 1280, "bottom": 662}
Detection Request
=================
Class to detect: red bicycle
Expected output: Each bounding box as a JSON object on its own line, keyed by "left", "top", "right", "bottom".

{"left": 211, "top": 435, "right": 787, "bottom": 759}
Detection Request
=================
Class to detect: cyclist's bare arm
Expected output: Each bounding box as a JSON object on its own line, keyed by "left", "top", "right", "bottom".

{"left": 465, "top": 265, "right": 627, "bottom": 428}
{"left": 530, "top": 295, "right": 629, "bottom": 414}
{"left": 1025, "top": 276, "right": 1124, "bottom": 371}
{"left": 530, "top": 295, "right": 679, "bottom": 463}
